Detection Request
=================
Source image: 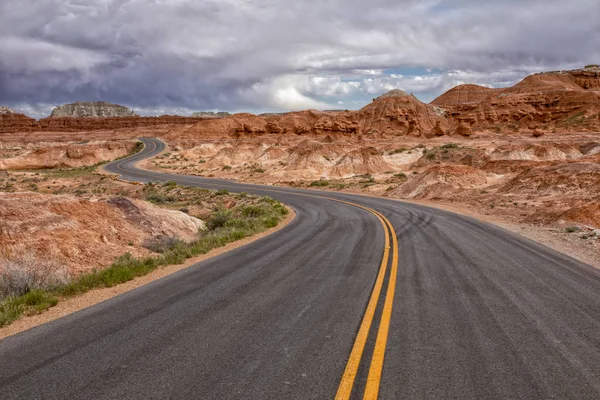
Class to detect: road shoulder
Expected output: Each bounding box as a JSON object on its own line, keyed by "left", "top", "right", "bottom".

{"left": 0, "top": 206, "right": 295, "bottom": 340}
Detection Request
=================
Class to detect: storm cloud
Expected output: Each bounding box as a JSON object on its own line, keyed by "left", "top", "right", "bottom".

{"left": 1, "top": 0, "right": 598, "bottom": 117}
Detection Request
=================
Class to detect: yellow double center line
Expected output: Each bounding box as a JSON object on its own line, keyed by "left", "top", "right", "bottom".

{"left": 334, "top": 205, "right": 399, "bottom": 400}
{"left": 112, "top": 139, "right": 399, "bottom": 399}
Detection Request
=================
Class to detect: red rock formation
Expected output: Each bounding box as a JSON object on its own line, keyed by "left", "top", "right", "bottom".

{"left": 172, "top": 110, "right": 360, "bottom": 140}
{"left": 431, "top": 84, "right": 500, "bottom": 107}
{"left": 432, "top": 66, "right": 600, "bottom": 134}
{"left": 356, "top": 89, "right": 449, "bottom": 137}
{"left": 36, "top": 116, "right": 208, "bottom": 132}
{"left": 2, "top": 66, "right": 599, "bottom": 137}
{"left": 0, "top": 108, "right": 38, "bottom": 133}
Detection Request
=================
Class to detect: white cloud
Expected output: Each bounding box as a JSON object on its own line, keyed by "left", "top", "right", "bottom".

{"left": 0, "top": 0, "right": 598, "bottom": 115}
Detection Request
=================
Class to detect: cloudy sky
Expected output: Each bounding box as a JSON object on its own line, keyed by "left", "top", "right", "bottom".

{"left": 1, "top": 0, "right": 598, "bottom": 118}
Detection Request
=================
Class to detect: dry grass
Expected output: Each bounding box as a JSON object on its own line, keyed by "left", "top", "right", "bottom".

{"left": 0, "top": 190, "right": 288, "bottom": 328}
{"left": 0, "top": 250, "right": 70, "bottom": 298}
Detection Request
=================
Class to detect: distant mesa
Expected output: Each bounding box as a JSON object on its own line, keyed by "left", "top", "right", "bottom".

{"left": 191, "top": 111, "right": 231, "bottom": 118}
{"left": 50, "top": 101, "right": 139, "bottom": 118}
{"left": 0, "top": 106, "right": 16, "bottom": 115}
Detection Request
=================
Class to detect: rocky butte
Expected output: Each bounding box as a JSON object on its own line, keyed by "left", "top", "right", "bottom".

{"left": 191, "top": 111, "right": 231, "bottom": 118}
{"left": 49, "top": 101, "right": 139, "bottom": 118}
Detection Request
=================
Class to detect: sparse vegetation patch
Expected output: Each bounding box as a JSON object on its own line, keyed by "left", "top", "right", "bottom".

{"left": 0, "top": 182, "right": 288, "bottom": 328}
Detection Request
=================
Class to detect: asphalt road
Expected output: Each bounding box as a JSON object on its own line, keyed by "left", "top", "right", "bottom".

{"left": 1, "top": 138, "right": 599, "bottom": 399}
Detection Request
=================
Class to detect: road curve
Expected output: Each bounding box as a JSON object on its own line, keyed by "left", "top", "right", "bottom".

{"left": 1, "top": 138, "right": 599, "bottom": 399}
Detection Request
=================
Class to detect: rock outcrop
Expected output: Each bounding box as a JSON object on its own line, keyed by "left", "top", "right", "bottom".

{"left": 191, "top": 111, "right": 231, "bottom": 118}
{"left": 0, "top": 106, "right": 38, "bottom": 133}
{"left": 36, "top": 115, "right": 206, "bottom": 132}
{"left": 0, "top": 141, "right": 138, "bottom": 170}
{"left": 174, "top": 110, "right": 360, "bottom": 140}
{"left": 356, "top": 90, "right": 449, "bottom": 137}
{"left": 0, "top": 192, "right": 204, "bottom": 274}
{"left": 0, "top": 106, "right": 16, "bottom": 115}
{"left": 172, "top": 90, "right": 447, "bottom": 140}
{"left": 431, "top": 84, "right": 500, "bottom": 107}
{"left": 50, "top": 101, "right": 139, "bottom": 118}
{"left": 432, "top": 65, "right": 600, "bottom": 134}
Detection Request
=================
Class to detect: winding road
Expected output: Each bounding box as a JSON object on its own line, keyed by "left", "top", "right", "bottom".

{"left": 1, "top": 137, "right": 599, "bottom": 399}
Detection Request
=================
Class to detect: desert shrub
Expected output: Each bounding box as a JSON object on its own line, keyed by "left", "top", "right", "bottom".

{"left": 565, "top": 226, "right": 579, "bottom": 233}
{"left": 310, "top": 180, "right": 329, "bottom": 187}
{"left": 206, "top": 208, "right": 232, "bottom": 230}
{"left": 440, "top": 143, "right": 459, "bottom": 149}
{"left": 163, "top": 181, "right": 178, "bottom": 190}
{"left": 143, "top": 235, "right": 182, "bottom": 253}
{"left": 253, "top": 168, "right": 265, "bottom": 173}
{"left": 359, "top": 177, "right": 376, "bottom": 184}
{"left": 0, "top": 252, "right": 70, "bottom": 298}
{"left": 143, "top": 185, "right": 176, "bottom": 204}
{"left": 215, "top": 189, "right": 229, "bottom": 196}
{"left": 0, "top": 191, "right": 290, "bottom": 327}
{"left": 222, "top": 165, "right": 232, "bottom": 171}
{"left": 241, "top": 205, "right": 268, "bottom": 218}
{"left": 0, "top": 290, "right": 58, "bottom": 327}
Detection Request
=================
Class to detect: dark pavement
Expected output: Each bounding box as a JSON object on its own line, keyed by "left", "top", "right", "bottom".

{"left": 1, "top": 138, "right": 599, "bottom": 399}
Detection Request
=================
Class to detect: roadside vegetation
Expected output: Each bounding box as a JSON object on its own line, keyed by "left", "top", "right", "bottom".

{"left": 0, "top": 178, "right": 288, "bottom": 328}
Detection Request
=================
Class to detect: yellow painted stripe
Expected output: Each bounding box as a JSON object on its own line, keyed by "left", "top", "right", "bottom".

{"left": 363, "top": 213, "right": 399, "bottom": 400}
{"left": 334, "top": 208, "right": 390, "bottom": 400}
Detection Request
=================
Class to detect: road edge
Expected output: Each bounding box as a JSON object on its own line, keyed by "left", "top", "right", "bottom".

{"left": 0, "top": 205, "right": 296, "bottom": 341}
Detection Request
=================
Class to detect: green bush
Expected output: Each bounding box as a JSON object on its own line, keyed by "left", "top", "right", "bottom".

{"left": 310, "top": 180, "right": 329, "bottom": 187}
{"left": 241, "top": 205, "right": 268, "bottom": 218}
{"left": 440, "top": 143, "right": 459, "bottom": 149}
{"left": 206, "top": 208, "right": 232, "bottom": 230}
{"left": 0, "top": 188, "right": 289, "bottom": 328}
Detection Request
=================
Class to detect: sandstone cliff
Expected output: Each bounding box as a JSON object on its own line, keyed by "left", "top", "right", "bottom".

{"left": 0, "top": 106, "right": 38, "bottom": 133}
{"left": 431, "top": 66, "right": 600, "bottom": 134}
{"left": 191, "top": 111, "right": 231, "bottom": 118}
{"left": 356, "top": 89, "right": 449, "bottom": 137}
{"left": 171, "top": 91, "right": 443, "bottom": 140}
{"left": 50, "top": 101, "right": 139, "bottom": 118}
{"left": 0, "top": 192, "right": 204, "bottom": 274}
